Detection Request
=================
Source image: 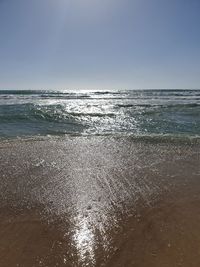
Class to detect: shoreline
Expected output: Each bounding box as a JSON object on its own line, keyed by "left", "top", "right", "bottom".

{"left": 1, "top": 185, "right": 200, "bottom": 267}
{"left": 0, "top": 136, "right": 199, "bottom": 266}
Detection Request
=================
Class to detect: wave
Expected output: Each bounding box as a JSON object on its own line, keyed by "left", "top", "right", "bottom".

{"left": 0, "top": 90, "right": 51, "bottom": 95}
{"left": 0, "top": 89, "right": 200, "bottom": 138}
{"left": 128, "top": 133, "right": 200, "bottom": 144}
{"left": 1, "top": 89, "right": 200, "bottom": 95}
{"left": 1, "top": 133, "right": 200, "bottom": 146}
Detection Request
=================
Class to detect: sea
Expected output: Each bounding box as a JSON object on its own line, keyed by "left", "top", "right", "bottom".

{"left": 0, "top": 89, "right": 199, "bottom": 140}
{"left": 0, "top": 90, "right": 200, "bottom": 266}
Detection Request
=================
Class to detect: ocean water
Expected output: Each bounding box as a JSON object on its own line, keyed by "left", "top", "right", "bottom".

{"left": 0, "top": 91, "right": 200, "bottom": 267}
{"left": 0, "top": 89, "right": 199, "bottom": 139}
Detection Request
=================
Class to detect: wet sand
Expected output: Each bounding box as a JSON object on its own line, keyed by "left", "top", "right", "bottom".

{"left": 0, "top": 136, "right": 199, "bottom": 267}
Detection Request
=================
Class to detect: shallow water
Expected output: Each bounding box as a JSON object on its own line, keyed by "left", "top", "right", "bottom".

{"left": 0, "top": 137, "right": 199, "bottom": 266}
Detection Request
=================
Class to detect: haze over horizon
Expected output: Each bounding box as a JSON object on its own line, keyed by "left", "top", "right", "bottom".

{"left": 0, "top": 0, "right": 200, "bottom": 90}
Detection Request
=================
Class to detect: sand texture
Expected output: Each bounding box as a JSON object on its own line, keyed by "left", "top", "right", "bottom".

{"left": 0, "top": 136, "right": 199, "bottom": 267}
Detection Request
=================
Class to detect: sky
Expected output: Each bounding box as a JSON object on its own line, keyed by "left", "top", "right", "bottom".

{"left": 0, "top": 0, "right": 200, "bottom": 90}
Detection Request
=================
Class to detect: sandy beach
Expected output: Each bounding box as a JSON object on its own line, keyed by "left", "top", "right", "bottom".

{"left": 0, "top": 136, "right": 199, "bottom": 267}
{"left": 1, "top": 0, "right": 200, "bottom": 264}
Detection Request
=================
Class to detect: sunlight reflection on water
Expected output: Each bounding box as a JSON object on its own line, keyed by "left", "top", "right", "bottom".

{"left": 73, "top": 214, "right": 96, "bottom": 266}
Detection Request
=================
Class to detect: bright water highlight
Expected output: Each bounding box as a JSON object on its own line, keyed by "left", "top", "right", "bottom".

{"left": 0, "top": 89, "right": 199, "bottom": 138}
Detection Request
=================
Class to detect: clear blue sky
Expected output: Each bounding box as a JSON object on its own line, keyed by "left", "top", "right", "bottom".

{"left": 0, "top": 0, "right": 200, "bottom": 90}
